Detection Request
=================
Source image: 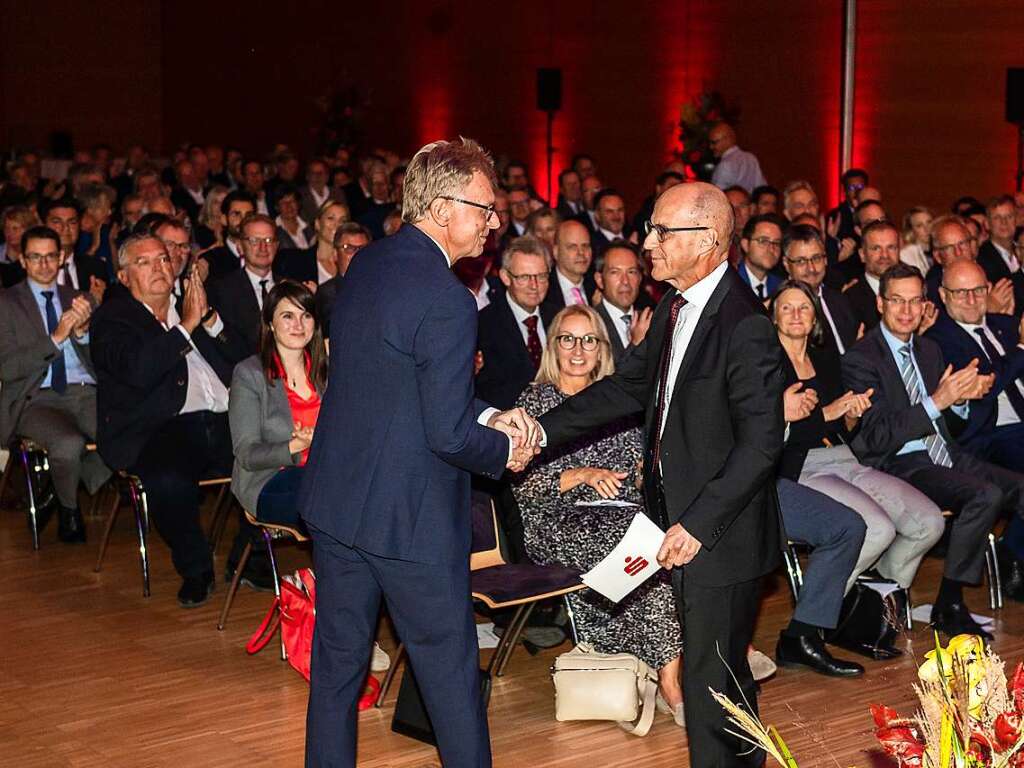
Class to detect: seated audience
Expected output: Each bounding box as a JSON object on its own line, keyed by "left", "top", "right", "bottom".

{"left": 782, "top": 224, "right": 860, "bottom": 355}
{"left": 782, "top": 180, "right": 819, "bottom": 222}
{"left": 201, "top": 190, "right": 257, "bottom": 279}
{"left": 843, "top": 220, "right": 902, "bottom": 331}
{"left": 842, "top": 262, "right": 1024, "bottom": 638}
{"left": 525, "top": 207, "right": 559, "bottom": 255}
{"left": 0, "top": 205, "right": 36, "bottom": 286}
{"left": 900, "top": 206, "right": 933, "bottom": 276}
{"left": 194, "top": 185, "right": 230, "bottom": 250}
{"left": 574, "top": 175, "right": 603, "bottom": 234}
{"left": 315, "top": 222, "right": 372, "bottom": 339}
{"left": 927, "top": 259, "right": 1024, "bottom": 596}
{"left": 512, "top": 304, "right": 683, "bottom": 722}
{"left": 277, "top": 200, "right": 351, "bottom": 286}
{"left": 751, "top": 184, "right": 780, "bottom": 215}
{"left": 299, "top": 159, "right": 342, "bottom": 224}
{"left": 274, "top": 185, "right": 314, "bottom": 251}
{"left": 229, "top": 281, "right": 326, "bottom": 529}
{"left": 826, "top": 168, "right": 869, "bottom": 242}
{"left": 979, "top": 195, "right": 1024, "bottom": 317}
{"left": 75, "top": 182, "right": 117, "bottom": 272}
{"left": 772, "top": 279, "right": 943, "bottom": 617}
{"left": 476, "top": 236, "right": 552, "bottom": 410}
{"left": 555, "top": 168, "right": 583, "bottom": 220}
{"left": 735, "top": 213, "right": 785, "bottom": 300}
{"left": 170, "top": 159, "right": 206, "bottom": 226}
{"left": 592, "top": 243, "right": 653, "bottom": 363}
{"left": 0, "top": 225, "right": 111, "bottom": 542}
{"left": 590, "top": 189, "right": 629, "bottom": 253}
{"left": 41, "top": 197, "right": 107, "bottom": 303}
{"left": 539, "top": 220, "right": 596, "bottom": 320}
{"left": 209, "top": 213, "right": 281, "bottom": 359}
{"left": 92, "top": 233, "right": 267, "bottom": 607}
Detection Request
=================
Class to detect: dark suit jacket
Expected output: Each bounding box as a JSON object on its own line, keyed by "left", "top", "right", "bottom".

{"left": 299, "top": 185, "right": 345, "bottom": 224}
{"left": 537, "top": 267, "right": 597, "bottom": 328}
{"left": 593, "top": 297, "right": 655, "bottom": 364}
{"left": 819, "top": 284, "right": 860, "bottom": 355}
{"left": 924, "top": 312, "right": 1024, "bottom": 447}
{"left": 298, "top": 224, "right": 508, "bottom": 564}
{"left": 826, "top": 202, "right": 857, "bottom": 241}
{"left": 90, "top": 292, "right": 238, "bottom": 470}
{"left": 208, "top": 268, "right": 279, "bottom": 361}
{"left": 841, "top": 325, "right": 965, "bottom": 470}
{"left": 275, "top": 246, "right": 319, "bottom": 284}
{"left": 201, "top": 243, "right": 242, "bottom": 280}
{"left": 275, "top": 224, "right": 315, "bottom": 252}
{"left": 978, "top": 241, "right": 1024, "bottom": 318}
{"left": 778, "top": 344, "right": 847, "bottom": 480}
{"left": 316, "top": 272, "right": 343, "bottom": 339}
{"left": 0, "top": 281, "right": 94, "bottom": 443}
{"left": 170, "top": 187, "right": 202, "bottom": 225}
{"left": 842, "top": 276, "right": 881, "bottom": 331}
{"left": 475, "top": 294, "right": 544, "bottom": 411}
{"left": 556, "top": 198, "right": 583, "bottom": 222}
{"left": 539, "top": 267, "right": 786, "bottom": 586}
{"left": 735, "top": 260, "right": 783, "bottom": 300}
{"left": 68, "top": 253, "right": 108, "bottom": 295}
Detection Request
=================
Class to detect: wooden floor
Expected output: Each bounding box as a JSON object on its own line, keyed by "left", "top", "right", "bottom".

{"left": 4, "top": 488, "right": 1024, "bottom": 768}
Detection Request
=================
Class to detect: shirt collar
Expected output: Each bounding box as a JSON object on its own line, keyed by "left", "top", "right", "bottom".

{"left": 27, "top": 277, "right": 57, "bottom": 297}
{"left": 721, "top": 145, "right": 739, "bottom": 159}
{"left": 555, "top": 268, "right": 583, "bottom": 294}
{"left": 506, "top": 292, "right": 540, "bottom": 323}
{"left": 864, "top": 273, "right": 881, "bottom": 295}
{"left": 597, "top": 226, "right": 623, "bottom": 242}
{"left": 601, "top": 298, "right": 634, "bottom": 317}
{"left": 954, "top": 318, "right": 986, "bottom": 334}
{"left": 680, "top": 260, "right": 729, "bottom": 308}
{"left": 880, "top": 322, "right": 914, "bottom": 358}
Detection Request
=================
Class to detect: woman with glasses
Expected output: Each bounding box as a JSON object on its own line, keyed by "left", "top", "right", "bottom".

{"left": 770, "top": 279, "right": 944, "bottom": 614}
{"left": 510, "top": 304, "right": 684, "bottom": 726}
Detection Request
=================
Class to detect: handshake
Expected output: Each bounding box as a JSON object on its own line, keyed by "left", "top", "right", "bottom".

{"left": 487, "top": 407, "right": 544, "bottom": 472}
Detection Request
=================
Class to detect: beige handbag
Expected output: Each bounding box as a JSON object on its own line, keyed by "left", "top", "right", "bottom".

{"left": 551, "top": 643, "right": 658, "bottom": 736}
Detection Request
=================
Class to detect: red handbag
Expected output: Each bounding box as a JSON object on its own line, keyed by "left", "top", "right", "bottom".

{"left": 247, "top": 568, "right": 380, "bottom": 709}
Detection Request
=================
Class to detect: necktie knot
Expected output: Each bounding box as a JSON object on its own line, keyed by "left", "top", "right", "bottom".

{"left": 669, "top": 294, "right": 687, "bottom": 321}
{"left": 42, "top": 290, "right": 54, "bottom": 302}
{"left": 621, "top": 313, "right": 632, "bottom": 326}
{"left": 523, "top": 315, "right": 538, "bottom": 331}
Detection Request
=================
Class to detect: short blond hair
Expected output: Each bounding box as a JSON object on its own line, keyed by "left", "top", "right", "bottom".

{"left": 401, "top": 137, "right": 498, "bottom": 224}
{"left": 535, "top": 305, "right": 615, "bottom": 387}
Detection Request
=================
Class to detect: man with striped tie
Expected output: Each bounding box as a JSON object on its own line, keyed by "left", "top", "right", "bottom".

{"left": 842, "top": 262, "right": 1024, "bottom": 639}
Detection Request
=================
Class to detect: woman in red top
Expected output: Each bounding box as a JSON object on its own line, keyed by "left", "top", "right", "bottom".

{"left": 229, "top": 281, "right": 327, "bottom": 528}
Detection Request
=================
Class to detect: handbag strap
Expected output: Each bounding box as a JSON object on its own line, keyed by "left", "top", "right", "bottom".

{"left": 246, "top": 596, "right": 282, "bottom": 655}
{"left": 616, "top": 664, "right": 658, "bottom": 737}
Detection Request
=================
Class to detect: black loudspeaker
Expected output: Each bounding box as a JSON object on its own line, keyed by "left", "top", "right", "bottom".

{"left": 537, "top": 68, "right": 562, "bottom": 112}
{"left": 1007, "top": 68, "right": 1024, "bottom": 125}
{"left": 391, "top": 665, "right": 492, "bottom": 746}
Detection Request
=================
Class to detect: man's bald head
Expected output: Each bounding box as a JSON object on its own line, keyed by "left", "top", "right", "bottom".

{"left": 940, "top": 259, "right": 989, "bottom": 324}
{"left": 708, "top": 123, "right": 737, "bottom": 159}
{"left": 645, "top": 182, "right": 733, "bottom": 290}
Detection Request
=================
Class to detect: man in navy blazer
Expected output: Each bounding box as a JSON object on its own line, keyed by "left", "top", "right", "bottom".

{"left": 299, "top": 138, "right": 539, "bottom": 768}
{"left": 734, "top": 213, "right": 785, "bottom": 301}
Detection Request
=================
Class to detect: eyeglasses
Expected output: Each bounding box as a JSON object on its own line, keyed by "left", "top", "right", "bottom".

{"left": 161, "top": 240, "right": 191, "bottom": 252}
{"left": 933, "top": 239, "right": 972, "bottom": 256}
{"left": 941, "top": 285, "right": 988, "bottom": 300}
{"left": 245, "top": 236, "right": 277, "bottom": 248}
{"left": 23, "top": 252, "right": 61, "bottom": 264}
{"left": 749, "top": 236, "right": 782, "bottom": 249}
{"left": 130, "top": 254, "right": 172, "bottom": 269}
{"left": 785, "top": 254, "right": 826, "bottom": 268}
{"left": 991, "top": 213, "right": 1015, "bottom": 224}
{"left": 881, "top": 295, "right": 926, "bottom": 308}
{"left": 439, "top": 196, "right": 496, "bottom": 224}
{"left": 337, "top": 243, "right": 363, "bottom": 254}
{"left": 643, "top": 220, "right": 710, "bottom": 244}
{"left": 555, "top": 333, "right": 603, "bottom": 351}
{"left": 505, "top": 271, "right": 550, "bottom": 286}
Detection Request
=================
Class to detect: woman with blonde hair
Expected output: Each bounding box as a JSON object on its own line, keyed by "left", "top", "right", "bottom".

{"left": 511, "top": 303, "right": 684, "bottom": 725}
{"left": 195, "top": 184, "right": 229, "bottom": 249}
{"left": 275, "top": 199, "right": 350, "bottom": 286}
{"left": 900, "top": 205, "right": 933, "bottom": 275}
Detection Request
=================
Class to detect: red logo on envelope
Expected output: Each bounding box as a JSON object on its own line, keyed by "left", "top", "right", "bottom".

{"left": 624, "top": 556, "right": 649, "bottom": 576}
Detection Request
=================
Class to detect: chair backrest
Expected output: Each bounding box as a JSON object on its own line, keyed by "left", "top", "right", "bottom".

{"left": 470, "top": 491, "right": 505, "bottom": 571}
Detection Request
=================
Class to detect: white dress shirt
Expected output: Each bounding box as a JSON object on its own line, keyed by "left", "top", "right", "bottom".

{"left": 658, "top": 261, "right": 730, "bottom": 440}
{"left": 899, "top": 243, "right": 930, "bottom": 276}
{"left": 316, "top": 259, "right": 334, "bottom": 286}
{"left": 710, "top": 145, "right": 767, "bottom": 193}
{"left": 597, "top": 226, "right": 624, "bottom": 244}
{"left": 555, "top": 269, "right": 587, "bottom": 307}
{"left": 602, "top": 299, "right": 634, "bottom": 348}
{"left": 309, "top": 185, "right": 329, "bottom": 210}
{"left": 864, "top": 273, "right": 881, "bottom": 295}
{"left": 471, "top": 281, "right": 491, "bottom": 311}
{"left": 277, "top": 216, "right": 311, "bottom": 250}
{"left": 816, "top": 285, "right": 847, "bottom": 355}
{"left": 244, "top": 267, "right": 275, "bottom": 311}
{"left": 227, "top": 237, "right": 243, "bottom": 267}
{"left": 55, "top": 254, "right": 80, "bottom": 290}
{"left": 747, "top": 270, "right": 768, "bottom": 299}
{"left": 993, "top": 242, "right": 1022, "bottom": 274}
{"left": 956, "top": 319, "right": 1024, "bottom": 426}
{"left": 511, "top": 221, "right": 527, "bottom": 237}
{"left": 506, "top": 292, "right": 546, "bottom": 346}
{"left": 143, "top": 301, "right": 229, "bottom": 414}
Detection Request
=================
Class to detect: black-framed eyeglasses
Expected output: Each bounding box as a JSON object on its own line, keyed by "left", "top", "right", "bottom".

{"left": 750, "top": 236, "right": 782, "bottom": 249}
{"left": 555, "top": 333, "right": 603, "bottom": 351}
{"left": 941, "top": 285, "right": 988, "bottom": 300}
{"left": 23, "top": 251, "right": 62, "bottom": 264}
{"left": 439, "top": 196, "right": 496, "bottom": 224}
{"left": 643, "top": 220, "right": 710, "bottom": 244}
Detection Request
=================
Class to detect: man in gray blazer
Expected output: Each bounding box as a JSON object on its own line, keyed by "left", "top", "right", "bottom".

{"left": 0, "top": 226, "right": 110, "bottom": 542}
{"left": 592, "top": 243, "right": 654, "bottom": 363}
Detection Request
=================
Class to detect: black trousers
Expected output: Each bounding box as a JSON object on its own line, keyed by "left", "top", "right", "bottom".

{"left": 131, "top": 411, "right": 254, "bottom": 579}
{"left": 885, "top": 450, "right": 1023, "bottom": 584}
{"left": 674, "top": 569, "right": 764, "bottom": 768}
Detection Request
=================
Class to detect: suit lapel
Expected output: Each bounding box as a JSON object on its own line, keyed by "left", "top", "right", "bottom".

{"left": 671, "top": 270, "right": 733, "bottom": 390}
{"left": 15, "top": 282, "right": 48, "bottom": 338}
{"left": 596, "top": 300, "right": 626, "bottom": 359}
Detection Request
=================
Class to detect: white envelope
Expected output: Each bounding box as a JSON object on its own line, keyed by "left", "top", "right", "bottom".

{"left": 581, "top": 513, "right": 665, "bottom": 603}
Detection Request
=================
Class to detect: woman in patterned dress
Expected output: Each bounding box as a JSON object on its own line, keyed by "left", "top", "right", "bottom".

{"left": 511, "top": 304, "right": 684, "bottom": 723}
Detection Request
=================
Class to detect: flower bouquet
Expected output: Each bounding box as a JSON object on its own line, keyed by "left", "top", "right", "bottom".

{"left": 871, "top": 634, "right": 1024, "bottom": 767}
{"left": 676, "top": 90, "right": 739, "bottom": 181}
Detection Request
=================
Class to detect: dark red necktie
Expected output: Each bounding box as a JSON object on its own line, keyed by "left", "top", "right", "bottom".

{"left": 651, "top": 294, "right": 688, "bottom": 472}
{"left": 524, "top": 316, "right": 542, "bottom": 370}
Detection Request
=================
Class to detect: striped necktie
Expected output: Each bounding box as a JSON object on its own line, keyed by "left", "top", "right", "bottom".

{"left": 898, "top": 344, "right": 952, "bottom": 467}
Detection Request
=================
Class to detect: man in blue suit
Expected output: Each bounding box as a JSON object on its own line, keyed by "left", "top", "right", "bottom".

{"left": 734, "top": 213, "right": 785, "bottom": 301}
{"left": 926, "top": 259, "right": 1024, "bottom": 596}
{"left": 300, "top": 138, "right": 540, "bottom": 768}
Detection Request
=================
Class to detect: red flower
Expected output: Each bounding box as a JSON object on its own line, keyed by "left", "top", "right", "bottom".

{"left": 871, "top": 704, "right": 904, "bottom": 728}
{"left": 876, "top": 725, "right": 925, "bottom": 762}
{"left": 996, "top": 712, "right": 1022, "bottom": 751}
{"left": 1010, "top": 663, "right": 1024, "bottom": 714}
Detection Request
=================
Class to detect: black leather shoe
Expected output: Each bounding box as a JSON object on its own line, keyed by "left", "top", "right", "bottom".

{"left": 997, "top": 541, "right": 1024, "bottom": 602}
{"left": 178, "top": 572, "right": 215, "bottom": 608}
{"left": 57, "top": 506, "right": 86, "bottom": 543}
{"left": 931, "top": 602, "right": 993, "bottom": 641}
{"left": 225, "top": 554, "right": 275, "bottom": 592}
{"left": 776, "top": 632, "right": 864, "bottom": 677}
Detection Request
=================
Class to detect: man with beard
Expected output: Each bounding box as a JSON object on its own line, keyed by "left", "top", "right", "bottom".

{"left": 199, "top": 191, "right": 256, "bottom": 280}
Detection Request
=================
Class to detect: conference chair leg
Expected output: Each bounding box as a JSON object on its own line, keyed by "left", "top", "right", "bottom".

{"left": 130, "top": 481, "right": 151, "bottom": 597}
{"left": 376, "top": 643, "right": 405, "bottom": 707}
{"left": 987, "top": 533, "right": 1003, "bottom": 611}
{"left": 783, "top": 545, "right": 801, "bottom": 602}
{"left": 93, "top": 488, "right": 122, "bottom": 573}
{"left": 218, "top": 539, "right": 252, "bottom": 631}
{"left": 563, "top": 593, "right": 580, "bottom": 645}
{"left": 207, "top": 487, "right": 231, "bottom": 553}
{"left": 900, "top": 587, "right": 913, "bottom": 630}
{"left": 22, "top": 447, "right": 40, "bottom": 551}
{"left": 486, "top": 605, "right": 523, "bottom": 676}
{"left": 497, "top": 603, "right": 537, "bottom": 678}
{"left": 262, "top": 529, "right": 287, "bottom": 660}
